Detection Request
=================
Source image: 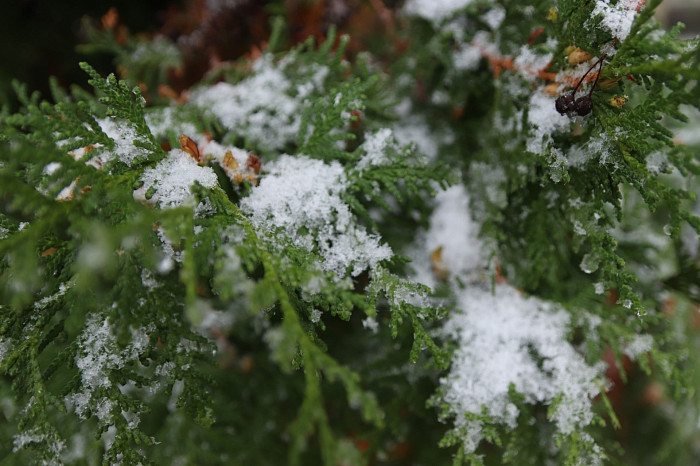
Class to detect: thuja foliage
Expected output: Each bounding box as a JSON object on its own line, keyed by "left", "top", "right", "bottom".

{"left": 1, "top": 0, "right": 700, "bottom": 464}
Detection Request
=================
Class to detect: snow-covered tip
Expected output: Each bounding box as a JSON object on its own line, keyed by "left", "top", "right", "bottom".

{"left": 97, "top": 117, "right": 151, "bottom": 167}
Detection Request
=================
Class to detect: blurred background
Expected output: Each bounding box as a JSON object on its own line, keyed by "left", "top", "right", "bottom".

{"left": 0, "top": 0, "right": 395, "bottom": 109}
{"left": 2, "top": 0, "right": 695, "bottom": 110}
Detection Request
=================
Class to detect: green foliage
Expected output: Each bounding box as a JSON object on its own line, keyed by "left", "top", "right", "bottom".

{"left": 0, "top": 21, "right": 452, "bottom": 465}
{"left": 2, "top": 1, "right": 700, "bottom": 465}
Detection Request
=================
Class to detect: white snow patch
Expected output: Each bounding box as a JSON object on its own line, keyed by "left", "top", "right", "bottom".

{"left": 240, "top": 155, "right": 392, "bottom": 277}
{"left": 403, "top": 0, "right": 475, "bottom": 23}
{"left": 453, "top": 44, "right": 482, "bottom": 71}
{"left": 526, "top": 90, "right": 571, "bottom": 154}
{"left": 592, "top": 0, "right": 639, "bottom": 42}
{"left": 74, "top": 316, "right": 122, "bottom": 391}
{"left": 97, "top": 117, "right": 151, "bottom": 166}
{"left": 513, "top": 47, "right": 553, "bottom": 82}
{"left": 192, "top": 55, "right": 328, "bottom": 151}
{"left": 440, "top": 284, "right": 605, "bottom": 453}
{"left": 470, "top": 162, "right": 507, "bottom": 208}
{"left": 362, "top": 316, "right": 379, "bottom": 333}
{"left": 356, "top": 128, "right": 395, "bottom": 171}
{"left": 43, "top": 162, "right": 62, "bottom": 175}
{"left": 67, "top": 315, "right": 153, "bottom": 422}
{"left": 310, "top": 309, "right": 323, "bottom": 323}
{"left": 624, "top": 334, "right": 653, "bottom": 360}
{"left": 392, "top": 100, "right": 454, "bottom": 160}
{"left": 12, "top": 428, "right": 66, "bottom": 457}
{"left": 411, "top": 185, "right": 484, "bottom": 288}
{"left": 482, "top": 7, "right": 506, "bottom": 30}
{"left": 0, "top": 337, "right": 12, "bottom": 363}
{"left": 137, "top": 149, "right": 218, "bottom": 208}
{"left": 145, "top": 106, "right": 198, "bottom": 141}
{"left": 130, "top": 36, "right": 181, "bottom": 63}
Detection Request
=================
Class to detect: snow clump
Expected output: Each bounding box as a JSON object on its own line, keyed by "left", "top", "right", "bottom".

{"left": 240, "top": 154, "right": 392, "bottom": 277}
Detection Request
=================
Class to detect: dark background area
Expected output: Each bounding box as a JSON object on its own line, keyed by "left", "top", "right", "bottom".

{"left": 0, "top": 0, "right": 179, "bottom": 107}
{"left": 1, "top": 0, "right": 696, "bottom": 112}
{"left": 0, "top": 0, "right": 403, "bottom": 110}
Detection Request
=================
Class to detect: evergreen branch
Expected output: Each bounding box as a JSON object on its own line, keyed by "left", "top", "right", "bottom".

{"left": 298, "top": 78, "right": 377, "bottom": 162}
{"left": 226, "top": 203, "right": 384, "bottom": 465}
{"left": 79, "top": 62, "right": 163, "bottom": 162}
{"left": 369, "top": 266, "right": 449, "bottom": 370}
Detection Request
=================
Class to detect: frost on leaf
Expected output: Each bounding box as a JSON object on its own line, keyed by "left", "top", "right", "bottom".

{"left": 439, "top": 284, "right": 605, "bottom": 455}
{"left": 66, "top": 315, "right": 153, "bottom": 425}
{"left": 240, "top": 154, "right": 392, "bottom": 277}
